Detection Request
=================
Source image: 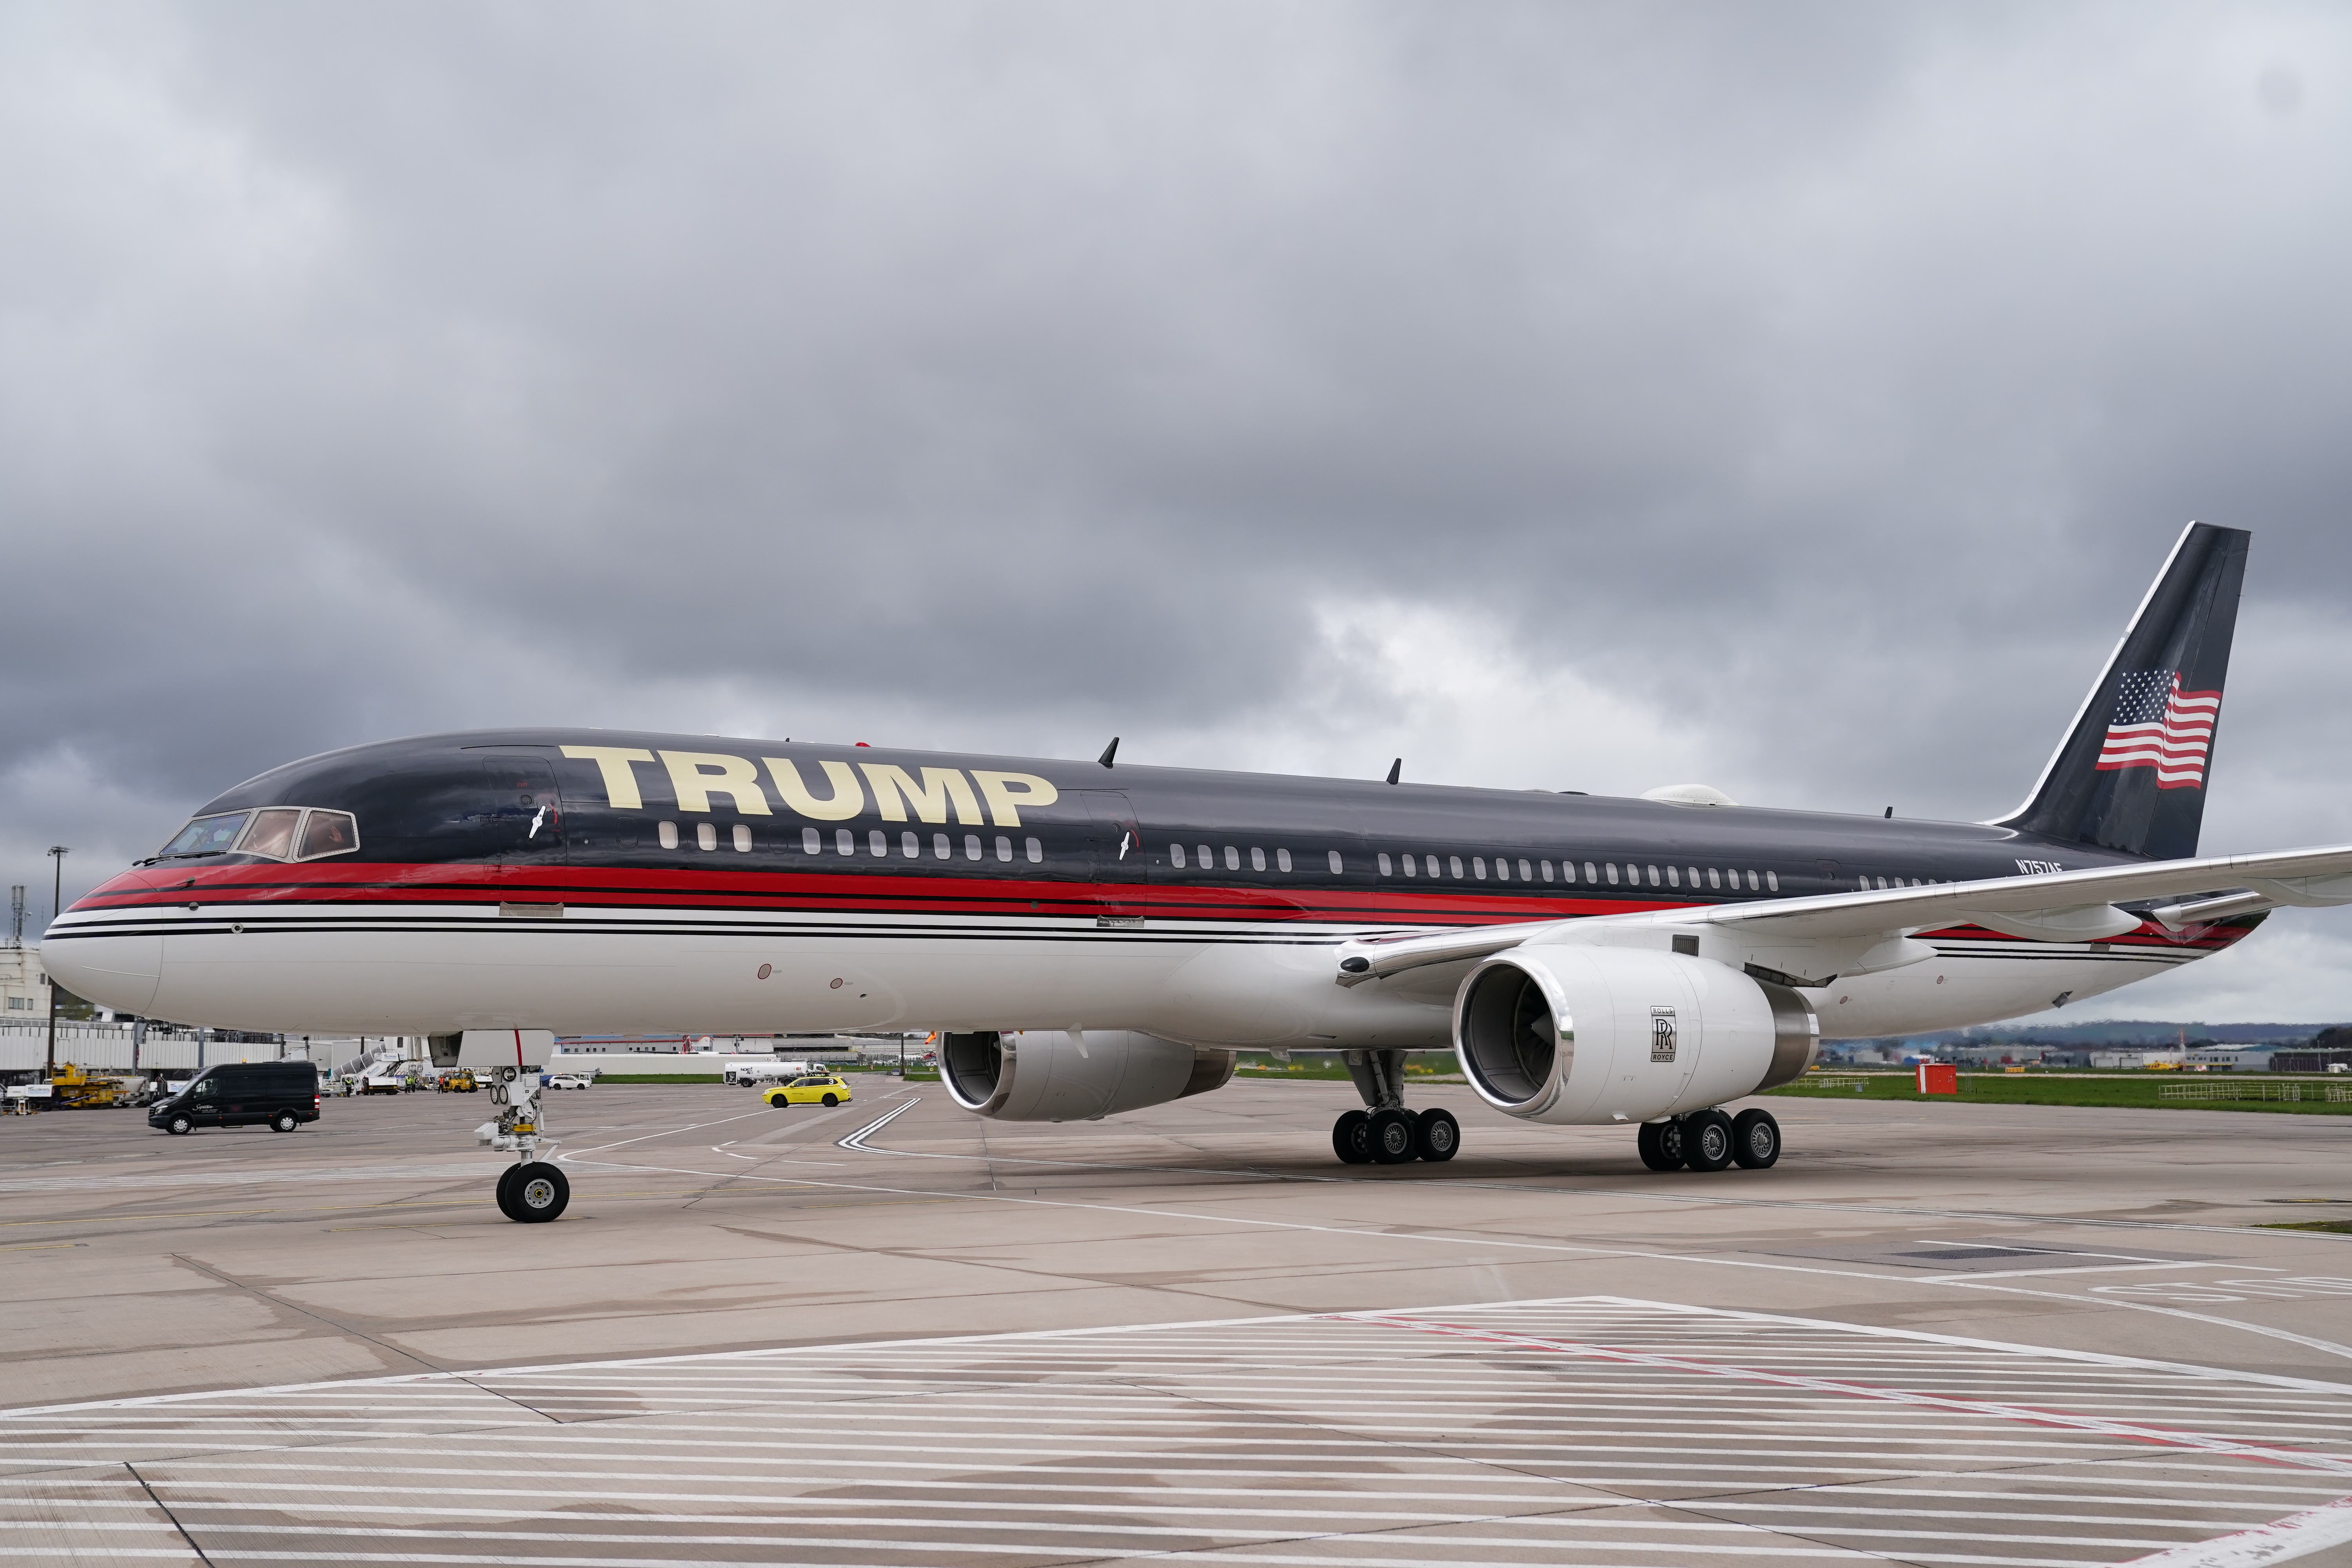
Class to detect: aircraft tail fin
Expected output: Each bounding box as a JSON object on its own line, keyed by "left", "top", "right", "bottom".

{"left": 1992, "top": 522, "right": 2249, "bottom": 862}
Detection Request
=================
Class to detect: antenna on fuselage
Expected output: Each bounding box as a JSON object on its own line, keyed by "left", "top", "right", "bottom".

{"left": 1098, "top": 737, "right": 1120, "bottom": 768}
{"left": 1385, "top": 759, "right": 1401, "bottom": 785}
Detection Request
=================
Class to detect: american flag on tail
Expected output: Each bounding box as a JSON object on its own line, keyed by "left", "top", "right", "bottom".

{"left": 2096, "top": 670, "right": 2219, "bottom": 789}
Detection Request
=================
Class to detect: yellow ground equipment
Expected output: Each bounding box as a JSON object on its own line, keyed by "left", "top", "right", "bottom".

{"left": 49, "top": 1064, "right": 123, "bottom": 1109}
{"left": 438, "top": 1069, "right": 479, "bottom": 1093}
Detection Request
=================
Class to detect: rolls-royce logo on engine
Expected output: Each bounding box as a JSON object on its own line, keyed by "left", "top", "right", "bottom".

{"left": 1649, "top": 1006, "right": 1678, "bottom": 1063}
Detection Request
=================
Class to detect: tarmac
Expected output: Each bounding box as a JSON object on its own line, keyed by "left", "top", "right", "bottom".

{"left": 3, "top": 1078, "right": 2350, "bottom": 1565}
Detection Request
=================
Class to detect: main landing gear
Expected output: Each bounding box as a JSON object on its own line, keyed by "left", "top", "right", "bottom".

{"left": 480, "top": 1065, "right": 570, "bottom": 1222}
{"left": 1330, "top": 1049, "right": 1460, "bottom": 1167}
{"left": 1638, "top": 1107, "right": 1779, "bottom": 1173}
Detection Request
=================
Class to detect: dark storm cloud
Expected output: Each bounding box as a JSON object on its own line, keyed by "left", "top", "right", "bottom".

{"left": 5, "top": 1, "right": 2351, "bottom": 1013}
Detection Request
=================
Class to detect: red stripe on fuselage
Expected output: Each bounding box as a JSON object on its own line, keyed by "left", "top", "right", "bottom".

{"left": 72, "top": 863, "right": 2253, "bottom": 951}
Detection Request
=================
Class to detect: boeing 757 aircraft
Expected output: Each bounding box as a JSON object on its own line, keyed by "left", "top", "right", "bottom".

{"left": 45, "top": 524, "right": 2352, "bottom": 1220}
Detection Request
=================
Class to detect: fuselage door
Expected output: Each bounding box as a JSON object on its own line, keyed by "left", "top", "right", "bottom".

{"left": 1076, "top": 790, "right": 1148, "bottom": 914}
{"left": 472, "top": 751, "right": 567, "bottom": 868}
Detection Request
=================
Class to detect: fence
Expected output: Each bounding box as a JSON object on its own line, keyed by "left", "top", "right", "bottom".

{"left": 0, "top": 1025, "right": 405, "bottom": 1075}
{"left": 2159, "top": 1079, "right": 2352, "bottom": 1103}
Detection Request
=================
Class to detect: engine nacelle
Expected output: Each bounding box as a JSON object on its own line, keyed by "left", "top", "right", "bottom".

{"left": 940, "top": 1030, "right": 1237, "bottom": 1122}
{"left": 1454, "top": 946, "right": 1816, "bottom": 1125}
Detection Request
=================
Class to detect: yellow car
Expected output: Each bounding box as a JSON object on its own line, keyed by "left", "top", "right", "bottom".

{"left": 762, "top": 1074, "right": 853, "bottom": 1108}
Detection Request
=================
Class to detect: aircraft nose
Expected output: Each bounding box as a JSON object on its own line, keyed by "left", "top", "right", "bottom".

{"left": 40, "top": 927, "right": 163, "bottom": 1016}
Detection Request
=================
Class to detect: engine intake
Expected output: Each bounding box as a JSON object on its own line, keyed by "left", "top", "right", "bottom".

{"left": 1455, "top": 946, "right": 1816, "bottom": 1124}
{"left": 940, "top": 1030, "right": 1236, "bottom": 1122}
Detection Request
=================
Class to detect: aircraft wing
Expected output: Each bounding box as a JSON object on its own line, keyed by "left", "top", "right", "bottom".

{"left": 1334, "top": 842, "right": 2352, "bottom": 987}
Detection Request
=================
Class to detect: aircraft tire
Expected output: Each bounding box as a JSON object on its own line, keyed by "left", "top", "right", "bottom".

{"left": 1731, "top": 1108, "right": 1781, "bottom": 1169}
{"left": 495, "top": 1165, "right": 522, "bottom": 1220}
{"left": 165, "top": 1114, "right": 192, "bottom": 1136}
{"left": 1636, "top": 1120, "right": 1684, "bottom": 1172}
{"left": 1414, "top": 1107, "right": 1460, "bottom": 1163}
{"left": 1683, "top": 1109, "right": 1736, "bottom": 1172}
{"left": 1332, "top": 1110, "right": 1372, "bottom": 1164}
{"left": 509, "top": 1162, "right": 569, "bottom": 1223}
{"left": 1368, "top": 1107, "right": 1419, "bottom": 1165}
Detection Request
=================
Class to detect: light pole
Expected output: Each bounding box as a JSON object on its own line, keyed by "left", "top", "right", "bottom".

{"left": 43, "top": 846, "right": 66, "bottom": 1079}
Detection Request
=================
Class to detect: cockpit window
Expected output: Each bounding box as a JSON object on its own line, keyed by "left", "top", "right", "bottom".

{"left": 296, "top": 810, "right": 359, "bottom": 859}
{"left": 160, "top": 813, "right": 250, "bottom": 858}
{"left": 236, "top": 808, "right": 303, "bottom": 860}
{"left": 156, "top": 807, "right": 363, "bottom": 863}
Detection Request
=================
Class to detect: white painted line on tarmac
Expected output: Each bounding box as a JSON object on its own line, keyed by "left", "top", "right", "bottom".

{"left": 2118, "top": 1495, "right": 2352, "bottom": 1566}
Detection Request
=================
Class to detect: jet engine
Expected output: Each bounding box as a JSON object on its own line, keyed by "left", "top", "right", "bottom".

{"left": 940, "top": 1030, "right": 1237, "bottom": 1122}
{"left": 1454, "top": 946, "right": 1816, "bottom": 1125}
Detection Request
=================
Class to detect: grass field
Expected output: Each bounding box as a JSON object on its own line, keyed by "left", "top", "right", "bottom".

{"left": 1771, "top": 1071, "right": 2352, "bottom": 1115}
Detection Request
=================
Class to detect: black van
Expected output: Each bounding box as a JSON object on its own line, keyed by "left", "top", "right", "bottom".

{"left": 149, "top": 1062, "right": 321, "bottom": 1135}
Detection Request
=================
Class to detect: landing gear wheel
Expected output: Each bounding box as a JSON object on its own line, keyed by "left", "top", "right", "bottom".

{"left": 1413, "top": 1107, "right": 1460, "bottom": 1163}
{"left": 165, "top": 1114, "right": 192, "bottom": 1136}
{"left": 495, "top": 1164, "right": 522, "bottom": 1220}
{"left": 272, "top": 1111, "right": 298, "bottom": 1133}
{"left": 1332, "top": 1109, "right": 1372, "bottom": 1164}
{"left": 1683, "top": 1109, "right": 1735, "bottom": 1172}
{"left": 1636, "top": 1120, "right": 1685, "bottom": 1172}
{"left": 1731, "top": 1108, "right": 1780, "bottom": 1169}
{"left": 1368, "top": 1107, "right": 1419, "bottom": 1165}
{"left": 507, "top": 1161, "right": 569, "bottom": 1223}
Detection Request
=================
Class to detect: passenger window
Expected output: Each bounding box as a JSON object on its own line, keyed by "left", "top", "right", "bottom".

{"left": 934, "top": 833, "right": 951, "bottom": 859}
{"left": 1025, "top": 837, "right": 1042, "bottom": 863}
{"left": 1540, "top": 860, "right": 1554, "bottom": 882}
{"left": 1250, "top": 848, "right": 1266, "bottom": 871}
{"left": 1746, "top": 870, "right": 1759, "bottom": 890}
{"left": 902, "top": 831, "right": 920, "bottom": 858}
{"left": 1449, "top": 856, "right": 1464, "bottom": 878}
{"left": 1197, "top": 844, "right": 1212, "bottom": 869}
{"left": 1584, "top": 862, "right": 1598, "bottom": 882}
{"left": 1327, "top": 850, "right": 1343, "bottom": 875}
{"left": 296, "top": 811, "right": 359, "bottom": 860}
{"left": 659, "top": 821, "right": 681, "bottom": 851}
{"left": 1472, "top": 857, "right": 1487, "bottom": 880}
{"left": 1664, "top": 866, "right": 1679, "bottom": 887}
{"left": 733, "top": 824, "right": 753, "bottom": 853}
{"left": 1606, "top": 864, "right": 1620, "bottom": 885}
{"left": 698, "top": 822, "right": 718, "bottom": 851}
{"left": 1519, "top": 859, "right": 1533, "bottom": 881}
{"left": 1277, "top": 848, "right": 1293, "bottom": 872}
{"left": 1225, "top": 846, "right": 1240, "bottom": 870}
{"left": 1400, "top": 855, "right": 1416, "bottom": 878}
{"left": 1377, "top": 853, "right": 1392, "bottom": 876}
{"left": 1708, "top": 868, "right": 1721, "bottom": 889}
{"left": 802, "top": 827, "right": 822, "bottom": 854}
{"left": 966, "top": 835, "right": 983, "bottom": 861}
{"left": 836, "top": 828, "right": 856, "bottom": 856}
{"left": 1172, "top": 844, "right": 1187, "bottom": 868}
{"left": 1646, "top": 865, "right": 1661, "bottom": 887}
{"left": 1767, "top": 871, "right": 1780, "bottom": 892}
{"left": 1494, "top": 858, "right": 1508, "bottom": 881}
{"left": 996, "top": 836, "right": 1013, "bottom": 862}
{"left": 1685, "top": 866, "right": 1699, "bottom": 887}
{"left": 869, "top": 830, "right": 888, "bottom": 857}
{"left": 236, "top": 808, "right": 302, "bottom": 860}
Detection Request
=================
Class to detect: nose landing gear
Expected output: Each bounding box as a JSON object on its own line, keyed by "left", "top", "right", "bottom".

{"left": 1329, "top": 1050, "right": 1460, "bottom": 1166}
{"left": 481, "top": 1065, "right": 569, "bottom": 1221}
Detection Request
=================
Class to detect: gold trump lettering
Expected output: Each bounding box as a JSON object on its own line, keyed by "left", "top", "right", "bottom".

{"left": 971, "top": 770, "right": 1058, "bottom": 828}
{"left": 659, "top": 751, "right": 773, "bottom": 815}
{"left": 861, "top": 764, "right": 983, "bottom": 825}
{"left": 765, "top": 757, "right": 865, "bottom": 820}
{"left": 559, "top": 745, "right": 656, "bottom": 810}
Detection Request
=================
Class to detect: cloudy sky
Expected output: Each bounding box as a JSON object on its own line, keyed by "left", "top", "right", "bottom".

{"left": 6, "top": 2, "right": 2350, "bottom": 1022}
